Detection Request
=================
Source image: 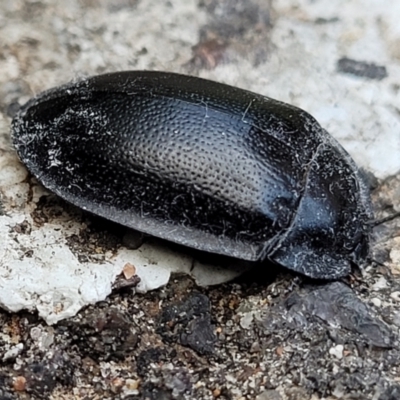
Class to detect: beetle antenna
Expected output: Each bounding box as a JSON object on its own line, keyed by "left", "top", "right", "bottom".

{"left": 369, "top": 211, "right": 400, "bottom": 228}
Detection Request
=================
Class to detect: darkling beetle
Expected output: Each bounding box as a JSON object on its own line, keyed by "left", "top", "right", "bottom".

{"left": 12, "top": 71, "right": 380, "bottom": 279}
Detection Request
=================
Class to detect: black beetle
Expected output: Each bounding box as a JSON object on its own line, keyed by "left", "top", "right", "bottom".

{"left": 11, "top": 71, "right": 373, "bottom": 279}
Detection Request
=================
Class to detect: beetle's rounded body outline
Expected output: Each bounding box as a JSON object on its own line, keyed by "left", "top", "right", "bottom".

{"left": 11, "top": 71, "right": 373, "bottom": 279}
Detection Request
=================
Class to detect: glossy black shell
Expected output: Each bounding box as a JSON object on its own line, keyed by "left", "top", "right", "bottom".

{"left": 11, "top": 71, "right": 373, "bottom": 279}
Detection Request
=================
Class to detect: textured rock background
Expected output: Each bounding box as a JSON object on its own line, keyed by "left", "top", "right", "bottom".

{"left": 0, "top": 0, "right": 399, "bottom": 399}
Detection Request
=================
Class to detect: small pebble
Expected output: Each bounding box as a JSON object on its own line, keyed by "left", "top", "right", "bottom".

{"left": 390, "top": 291, "right": 400, "bottom": 302}
{"left": 372, "top": 277, "right": 388, "bottom": 290}
{"left": 371, "top": 297, "right": 382, "bottom": 307}
{"left": 2, "top": 343, "right": 24, "bottom": 361}
{"left": 213, "top": 388, "right": 221, "bottom": 397}
{"left": 240, "top": 312, "right": 254, "bottom": 329}
{"left": 122, "top": 378, "right": 140, "bottom": 396}
{"left": 110, "top": 377, "right": 124, "bottom": 393}
{"left": 13, "top": 376, "right": 26, "bottom": 392}
{"left": 276, "top": 346, "right": 284, "bottom": 356}
{"left": 250, "top": 341, "right": 261, "bottom": 353}
{"left": 125, "top": 379, "right": 139, "bottom": 390}
{"left": 123, "top": 263, "right": 136, "bottom": 279}
{"left": 329, "top": 344, "right": 344, "bottom": 359}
